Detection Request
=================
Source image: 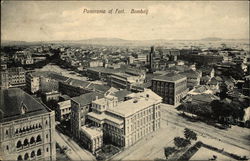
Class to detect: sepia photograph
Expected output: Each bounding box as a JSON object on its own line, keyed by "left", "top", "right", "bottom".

{"left": 0, "top": 1, "right": 249, "bottom": 161}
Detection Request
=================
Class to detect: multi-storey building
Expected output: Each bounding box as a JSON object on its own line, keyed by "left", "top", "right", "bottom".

{"left": 13, "top": 51, "right": 34, "bottom": 65}
{"left": 79, "top": 126, "right": 103, "bottom": 153}
{"left": 41, "top": 91, "right": 61, "bottom": 103}
{"left": 26, "top": 73, "right": 40, "bottom": 94}
{"left": 87, "top": 89, "right": 162, "bottom": 148}
{"left": 8, "top": 67, "right": 26, "bottom": 88}
{"left": 0, "top": 88, "right": 56, "bottom": 160}
{"left": 152, "top": 73, "right": 188, "bottom": 106}
{"left": 59, "top": 78, "right": 110, "bottom": 97}
{"left": 181, "top": 70, "right": 202, "bottom": 90}
{"left": 109, "top": 71, "right": 145, "bottom": 91}
{"left": 70, "top": 92, "right": 104, "bottom": 139}
{"left": 56, "top": 99, "right": 71, "bottom": 122}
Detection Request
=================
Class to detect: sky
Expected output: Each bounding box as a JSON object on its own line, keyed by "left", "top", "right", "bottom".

{"left": 1, "top": 1, "right": 249, "bottom": 41}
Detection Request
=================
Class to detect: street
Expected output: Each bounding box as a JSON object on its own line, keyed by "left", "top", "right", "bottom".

{"left": 55, "top": 129, "right": 96, "bottom": 161}
{"left": 112, "top": 103, "right": 250, "bottom": 160}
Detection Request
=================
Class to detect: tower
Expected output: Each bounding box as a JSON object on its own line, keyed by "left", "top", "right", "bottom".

{"left": 149, "top": 46, "right": 155, "bottom": 73}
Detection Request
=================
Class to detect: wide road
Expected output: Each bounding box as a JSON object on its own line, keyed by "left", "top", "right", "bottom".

{"left": 161, "top": 104, "right": 250, "bottom": 150}
{"left": 112, "top": 103, "right": 250, "bottom": 160}
{"left": 55, "top": 129, "right": 96, "bottom": 161}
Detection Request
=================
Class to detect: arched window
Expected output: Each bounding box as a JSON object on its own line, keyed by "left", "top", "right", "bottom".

{"left": 37, "top": 149, "right": 41, "bottom": 156}
{"left": 32, "top": 125, "right": 35, "bottom": 129}
{"left": 23, "top": 139, "right": 29, "bottom": 146}
{"left": 36, "top": 135, "right": 42, "bottom": 142}
{"left": 19, "top": 128, "right": 22, "bottom": 133}
{"left": 35, "top": 124, "right": 38, "bottom": 128}
{"left": 15, "top": 129, "right": 19, "bottom": 134}
{"left": 30, "top": 137, "right": 35, "bottom": 144}
{"left": 24, "top": 153, "right": 29, "bottom": 160}
{"left": 30, "top": 151, "right": 35, "bottom": 158}
{"left": 45, "top": 120, "right": 48, "bottom": 125}
{"left": 16, "top": 140, "right": 22, "bottom": 148}
{"left": 17, "top": 155, "right": 22, "bottom": 161}
{"left": 5, "top": 130, "right": 8, "bottom": 135}
{"left": 39, "top": 123, "right": 42, "bottom": 128}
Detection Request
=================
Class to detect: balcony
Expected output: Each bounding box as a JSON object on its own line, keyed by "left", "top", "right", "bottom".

{"left": 16, "top": 147, "right": 23, "bottom": 151}
{"left": 23, "top": 145, "right": 29, "bottom": 149}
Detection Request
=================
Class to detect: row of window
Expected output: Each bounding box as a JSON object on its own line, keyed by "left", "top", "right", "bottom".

{"left": 17, "top": 149, "right": 42, "bottom": 160}
{"left": 16, "top": 135, "right": 42, "bottom": 148}
{"left": 15, "top": 123, "right": 43, "bottom": 135}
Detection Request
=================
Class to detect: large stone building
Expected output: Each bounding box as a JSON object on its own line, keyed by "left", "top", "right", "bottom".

{"left": 79, "top": 126, "right": 103, "bottom": 153}
{"left": 109, "top": 71, "right": 145, "bottom": 91}
{"left": 8, "top": 67, "right": 26, "bottom": 88}
{"left": 152, "top": 73, "right": 188, "bottom": 106}
{"left": 59, "top": 78, "right": 110, "bottom": 97}
{"left": 0, "top": 88, "right": 56, "bottom": 160}
{"left": 181, "top": 70, "right": 202, "bottom": 90}
{"left": 70, "top": 92, "right": 104, "bottom": 139}
{"left": 0, "top": 67, "right": 26, "bottom": 90}
{"left": 87, "top": 89, "right": 162, "bottom": 148}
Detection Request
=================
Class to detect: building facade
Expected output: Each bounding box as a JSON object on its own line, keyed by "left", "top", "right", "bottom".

{"left": 0, "top": 88, "right": 56, "bottom": 161}
{"left": 152, "top": 74, "right": 188, "bottom": 106}
{"left": 109, "top": 72, "right": 145, "bottom": 91}
{"left": 79, "top": 126, "right": 103, "bottom": 153}
{"left": 56, "top": 100, "right": 71, "bottom": 122}
{"left": 70, "top": 92, "right": 104, "bottom": 139}
{"left": 8, "top": 67, "right": 26, "bottom": 88}
{"left": 87, "top": 89, "right": 162, "bottom": 148}
{"left": 26, "top": 73, "right": 40, "bottom": 94}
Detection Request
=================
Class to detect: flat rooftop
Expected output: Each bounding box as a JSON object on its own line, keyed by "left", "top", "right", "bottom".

{"left": 108, "top": 89, "right": 162, "bottom": 117}
{"left": 107, "top": 97, "right": 156, "bottom": 117}
{"left": 0, "top": 88, "right": 49, "bottom": 123}
{"left": 81, "top": 126, "right": 103, "bottom": 139}
{"left": 153, "top": 73, "right": 186, "bottom": 82}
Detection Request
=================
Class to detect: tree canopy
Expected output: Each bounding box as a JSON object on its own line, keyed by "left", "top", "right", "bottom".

{"left": 174, "top": 137, "right": 191, "bottom": 149}
{"left": 184, "top": 128, "right": 197, "bottom": 141}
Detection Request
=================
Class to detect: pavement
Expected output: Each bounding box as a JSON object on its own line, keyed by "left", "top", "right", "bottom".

{"left": 112, "top": 103, "right": 250, "bottom": 160}
{"left": 55, "top": 129, "right": 96, "bottom": 161}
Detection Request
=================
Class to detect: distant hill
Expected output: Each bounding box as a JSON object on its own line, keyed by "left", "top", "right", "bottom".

{"left": 1, "top": 37, "right": 248, "bottom": 46}
{"left": 1, "top": 40, "right": 28, "bottom": 46}
{"left": 200, "top": 37, "right": 223, "bottom": 41}
{"left": 48, "top": 38, "right": 173, "bottom": 46}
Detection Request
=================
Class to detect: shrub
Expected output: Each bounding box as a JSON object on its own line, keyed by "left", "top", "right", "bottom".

{"left": 174, "top": 137, "right": 191, "bottom": 149}
{"left": 164, "top": 147, "right": 176, "bottom": 159}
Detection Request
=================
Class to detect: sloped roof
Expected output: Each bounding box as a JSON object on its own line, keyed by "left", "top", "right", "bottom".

{"left": 0, "top": 88, "right": 49, "bottom": 122}
{"left": 71, "top": 92, "right": 104, "bottom": 107}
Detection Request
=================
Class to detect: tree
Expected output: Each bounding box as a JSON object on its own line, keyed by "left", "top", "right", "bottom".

{"left": 184, "top": 128, "right": 197, "bottom": 141}
{"left": 174, "top": 137, "right": 191, "bottom": 149}
{"left": 164, "top": 147, "right": 176, "bottom": 159}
